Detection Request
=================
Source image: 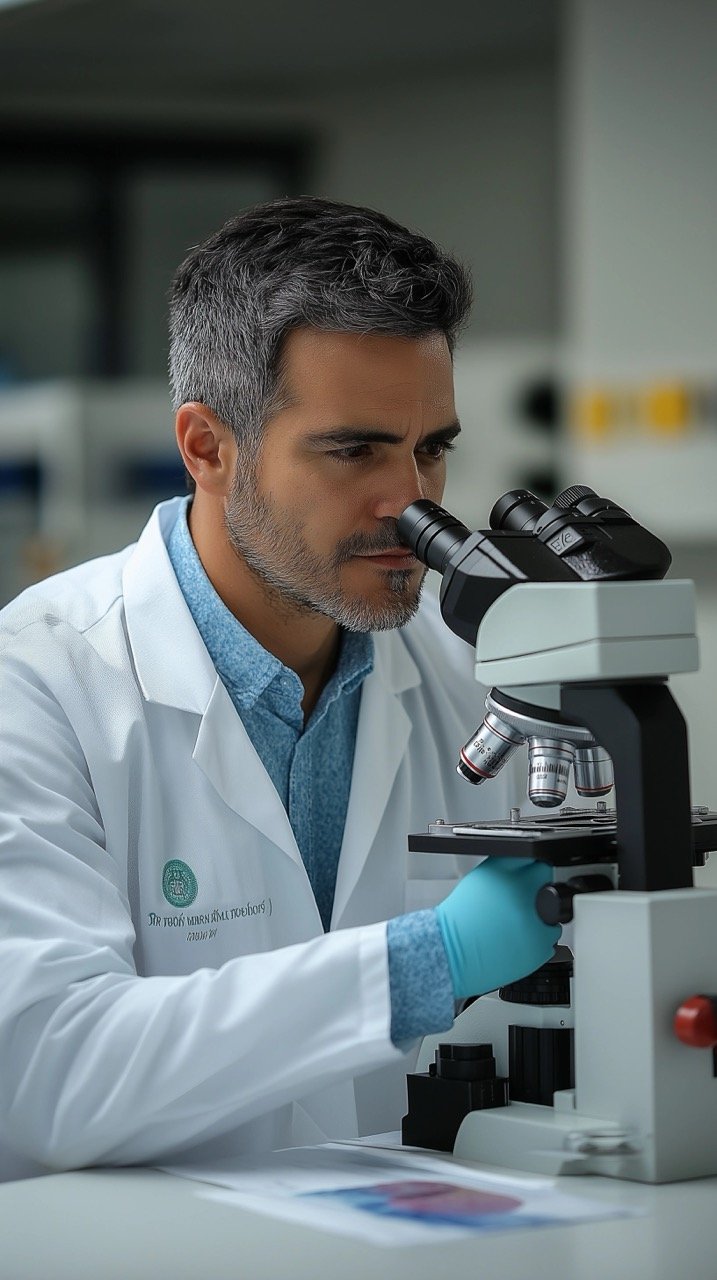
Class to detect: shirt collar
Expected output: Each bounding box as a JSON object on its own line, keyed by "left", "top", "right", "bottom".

{"left": 166, "top": 498, "right": 373, "bottom": 715}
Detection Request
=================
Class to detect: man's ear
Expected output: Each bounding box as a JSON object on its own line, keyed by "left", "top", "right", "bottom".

{"left": 175, "top": 403, "right": 237, "bottom": 497}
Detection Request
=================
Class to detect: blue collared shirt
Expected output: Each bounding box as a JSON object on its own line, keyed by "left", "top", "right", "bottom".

{"left": 167, "top": 499, "right": 453, "bottom": 1044}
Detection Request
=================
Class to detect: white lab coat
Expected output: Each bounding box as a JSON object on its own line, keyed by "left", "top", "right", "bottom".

{"left": 0, "top": 498, "right": 520, "bottom": 1181}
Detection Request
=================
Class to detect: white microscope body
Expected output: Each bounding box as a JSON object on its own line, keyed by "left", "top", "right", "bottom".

{"left": 399, "top": 491, "right": 717, "bottom": 1184}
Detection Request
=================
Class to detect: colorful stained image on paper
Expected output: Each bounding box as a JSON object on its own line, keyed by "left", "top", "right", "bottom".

{"left": 302, "top": 1179, "right": 547, "bottom": 1231}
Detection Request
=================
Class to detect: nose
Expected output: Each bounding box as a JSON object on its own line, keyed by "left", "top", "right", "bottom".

{"left": 371, "top": 455, "right": 428, "bottom": 522}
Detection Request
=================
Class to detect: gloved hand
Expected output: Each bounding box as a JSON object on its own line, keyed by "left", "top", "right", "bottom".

{"left": 435, "top": 857, "right": 560, "bottom": 998}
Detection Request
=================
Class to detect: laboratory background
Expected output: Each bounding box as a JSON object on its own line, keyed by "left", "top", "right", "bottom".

{"left": 0, "top": 0, "right": 715, "bottom": 815}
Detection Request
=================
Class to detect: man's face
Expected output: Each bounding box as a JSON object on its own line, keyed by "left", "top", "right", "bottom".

{"left": 224, "top": 328, "right": 459, "bottom": 632}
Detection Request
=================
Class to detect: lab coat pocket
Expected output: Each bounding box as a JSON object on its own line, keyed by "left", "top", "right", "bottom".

{"left": 404, "top": 877, "right": 457, "bottom": 913}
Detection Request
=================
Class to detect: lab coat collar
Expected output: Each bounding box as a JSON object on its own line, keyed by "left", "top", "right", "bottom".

{"left": 122, "top": 498, "right": 217, "bottom": 715}
{"left": 371, "top": 620, "right": 422, "bottom": 696}
{"left": 191, "top": 674, "right": 308, "bottom": 876}
{"left": 123, "top": 500, "right": 310, "bottom": 872}
{"left": 331, "top": 627, "right": 421, "bottom": 925}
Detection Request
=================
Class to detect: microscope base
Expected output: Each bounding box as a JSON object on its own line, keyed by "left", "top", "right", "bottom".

{"left": 453, "top": 1098, "right": 643, "bottom": 1179}
{"left": 416, "top": 889, "right": 717, "bottom": 1183}
{"left": 570, "top": 888, "right": 717, "bottom": 1182}
{"left": 450, "top": 890, "right": 717, "bottom": 1183}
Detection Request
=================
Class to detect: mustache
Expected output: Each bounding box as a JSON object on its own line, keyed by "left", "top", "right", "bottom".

{"left": 334, "top": 522, "right": 411, "bottom": 564}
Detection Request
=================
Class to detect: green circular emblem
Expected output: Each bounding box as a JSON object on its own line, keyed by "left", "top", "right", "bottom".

{"left": 162, "top": 859, "right": 198, "bottom": 908}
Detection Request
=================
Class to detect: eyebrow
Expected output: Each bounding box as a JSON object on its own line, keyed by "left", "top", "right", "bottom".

{"left": 304, "top": 420, "right": 462, "bottom": 448}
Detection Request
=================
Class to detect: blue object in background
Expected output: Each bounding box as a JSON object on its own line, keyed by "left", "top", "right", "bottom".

{"left": 0, "top": 460, "right": 42, "bottom": 501}
{"left": 117, "top": 455, "right": 187, "bottom": 501}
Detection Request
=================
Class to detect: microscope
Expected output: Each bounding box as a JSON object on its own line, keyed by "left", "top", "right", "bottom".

{"left": 397, "top": 486, "right": 717, "bottom": 1183}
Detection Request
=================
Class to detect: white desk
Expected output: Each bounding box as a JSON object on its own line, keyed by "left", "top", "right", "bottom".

{"left": 2, "top": 1165, "right": 717, "bottom": 1280}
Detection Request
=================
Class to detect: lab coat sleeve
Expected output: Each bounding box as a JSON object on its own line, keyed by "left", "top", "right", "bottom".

{"left": 0, "top": 653, "right": 403, "bottom": 1171}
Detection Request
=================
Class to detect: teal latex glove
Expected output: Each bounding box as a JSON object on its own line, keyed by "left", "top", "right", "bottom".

{"left": 435, "top": 857, "right": 561, "bottom": 999}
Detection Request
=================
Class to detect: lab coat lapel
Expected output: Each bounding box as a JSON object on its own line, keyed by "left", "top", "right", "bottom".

{"left": 331, "top": 631, "right": 421, "bottom": 926}
{"left": 192, "top": 676, "right": 304, "bottom": 868}
{"left": 123, "top": 499, "right": 304, "bottom": 869}
{"left": 123, "top": 499, "right": 216, "bottom": 715}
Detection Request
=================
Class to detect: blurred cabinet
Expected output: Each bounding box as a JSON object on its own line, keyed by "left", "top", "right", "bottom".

{"left": 0, "top": 380, "right": 179, "bottom": 605}
{"left": 0, "top": 385, "right": 86, "bottom": 602}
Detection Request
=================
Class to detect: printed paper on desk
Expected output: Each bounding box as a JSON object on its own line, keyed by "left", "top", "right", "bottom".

{"left": 162, "top": 1143, "right": 642, "bottom": 1247}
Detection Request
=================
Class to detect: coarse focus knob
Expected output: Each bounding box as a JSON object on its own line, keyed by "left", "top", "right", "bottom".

{"left": 674, "top": 995, "right": 717, "bottom": 1048}
{"left": 535, "top": 882, "right": 575, "bottom": 926}
{"left": 536, "top": 874, "right": 614, "bottom": 925}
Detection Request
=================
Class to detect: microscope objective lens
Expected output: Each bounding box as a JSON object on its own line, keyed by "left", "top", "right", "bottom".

{"left": 457, "top": 712, "right": 525, "bottom": 784}
{"left": 528, "top": 737, "right": 574, "bottom": 808}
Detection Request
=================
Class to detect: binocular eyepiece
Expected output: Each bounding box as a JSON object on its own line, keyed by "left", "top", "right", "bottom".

{"left": 489, "top": 484, "right": 630, "bottom": 536}
{"left": 398, "top": 484, "right": 671, "bottom": 651}
{"left": 396, "top": 484, "right": 643, "bottom": 572}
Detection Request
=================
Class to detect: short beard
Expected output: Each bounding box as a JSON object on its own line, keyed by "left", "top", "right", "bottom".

{"left": 223, "top": 461, "right": 426, "bottom": 632}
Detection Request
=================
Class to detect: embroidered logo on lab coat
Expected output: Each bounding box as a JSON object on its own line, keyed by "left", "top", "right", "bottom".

{"left": 162, "top": 859, "right": 199, "bottom": 908}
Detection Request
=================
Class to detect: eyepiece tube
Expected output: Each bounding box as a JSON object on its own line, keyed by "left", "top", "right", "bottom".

{"left": 490, "top": 489, "right": 549, "bottom": 533}
{"left": 397, "top": 500, "right": 472, "bottom": 574}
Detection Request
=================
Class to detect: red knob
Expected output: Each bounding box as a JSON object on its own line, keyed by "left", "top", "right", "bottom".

{"left": 674, "top": 995, "right": 717, "bottom": 1048}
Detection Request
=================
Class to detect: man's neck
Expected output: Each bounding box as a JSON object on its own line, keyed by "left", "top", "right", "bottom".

{"left": 187, "top": 499, "right": 340, "bottom": 718}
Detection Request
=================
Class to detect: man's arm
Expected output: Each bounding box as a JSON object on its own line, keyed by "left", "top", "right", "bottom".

{"left": 0, "top": 656, "right": 402, "bottom": 1170}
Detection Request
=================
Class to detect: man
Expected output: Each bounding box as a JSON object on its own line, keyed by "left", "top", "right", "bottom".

{"left": 0, "top": 197, "right": 558, "bottom": 1181}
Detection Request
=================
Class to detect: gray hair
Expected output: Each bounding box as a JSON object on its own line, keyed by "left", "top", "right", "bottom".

{"left": 168, "top": 196, "right": 472, "bottom": 454}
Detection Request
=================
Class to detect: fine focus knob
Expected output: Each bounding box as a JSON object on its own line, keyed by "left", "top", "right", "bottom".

{"left": 674, "top": 995, "right": 717, "bottom": 1048}
{"left": 499, "top": 948, "right": 573, "bottom": 1006}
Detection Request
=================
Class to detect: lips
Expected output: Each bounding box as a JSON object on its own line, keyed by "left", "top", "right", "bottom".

{"left": 358, "top": 549, "right": 417, "bottom": 567}
{"left": 363, "top": 549, "right": 414, "bottom": 558}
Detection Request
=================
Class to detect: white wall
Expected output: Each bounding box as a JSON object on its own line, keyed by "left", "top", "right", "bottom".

{"left": 565, "top": 0, "right": 717, "bottom": 366}
{"left": 563, "top": 0, "right": 717, "bottom": 820}
{"left": 307, "top": 59, "right": 560, "bottom": 340}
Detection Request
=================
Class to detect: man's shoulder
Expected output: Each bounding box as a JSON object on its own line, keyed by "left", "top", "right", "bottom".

{"left": 0, "top": 545, "right": 134, "bottom": 646}
{"left": 0, "top": 499, "right": 182, "bottom": 648}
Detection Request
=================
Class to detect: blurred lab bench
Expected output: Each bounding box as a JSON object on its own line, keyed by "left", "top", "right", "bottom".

{"left": 2, "top": 1163, "right": 717, "bottom": 1280}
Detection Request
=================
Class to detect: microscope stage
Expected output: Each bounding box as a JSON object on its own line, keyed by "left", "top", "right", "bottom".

{"left": 408, "top": 807, "right": 717, "bottom": 866}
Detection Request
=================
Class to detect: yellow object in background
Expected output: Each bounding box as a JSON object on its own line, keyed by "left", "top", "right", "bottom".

{"left": 639, "top": 382, "right": 692, "bottom": 436}
{"left": 572, "top": 379, "right": 698, "bottom": 443}
{"left": 570, "top": 387, "right": 617, "bottom": 440}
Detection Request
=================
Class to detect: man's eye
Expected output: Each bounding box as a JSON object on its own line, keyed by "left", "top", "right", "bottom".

{"left": 329, "top": 445, "right": 372, "bottom": 462}
{"left": 328, "top": 439, "right": 457, "bottom": 464}
{"left": 421, "top": 439, "right": 456, "bottom": 460}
